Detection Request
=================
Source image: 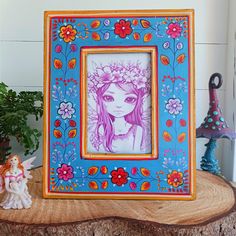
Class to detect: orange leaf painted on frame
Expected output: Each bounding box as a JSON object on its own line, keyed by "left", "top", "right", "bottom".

{"left": 132, "top": 19, "right": 139, "bottom": 26}
{"left": 101, "top": 181, "right": 108, "bottom": 189}
{"left": 68, "top": 129, "right": 77, "bottom": 138}
{"left": 133, "top": 32, "right": 140, "bottom": 40}
{"left": 178, "top": 132, "right": 186, "bottom": 143}
{"left": 163, "top": 131, "right": 172, "bottom": 142}
{"left": 160, "top": 55, "right": 170, "bottom": 65}
{"left": 88, "top": 166, "right": 99, "bottom": 175}
{"left": 54, "top": 59, "right": 62, "bottom": 69}
{"left": 53, "top": 129, "right": 62, "bottom": 138}
{"left": 92, "top": 32, "right": 101, "bottom": 41}
{"left": 89, "top": 181, "right": 98, "bottom": 190}
{"left": 100, "top": 166, "right": 108, "bottom": 174}
{"left": 141, "top": 181, "right": 150, "bottom": 191}
{"left": 91, "top": 20, "right": 100, "bottom": 28}
{"left": 143, "top": 33, "right": 152, "bottom": 42}
{"left": 177, "top": 54, "right": 185, "bottom": 64}
{"left": 68, "top": 58, "right": 76, "bottom": 69}
{"left": 140, "top": 19, "right": 151, "bottom": 28}
{"left": 140, "top": 168, "right": 150, "bottom": 177}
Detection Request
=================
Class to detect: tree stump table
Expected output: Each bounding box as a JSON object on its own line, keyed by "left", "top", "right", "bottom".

{"left": 0, "top": 168, "right": 236, "bottom": 236}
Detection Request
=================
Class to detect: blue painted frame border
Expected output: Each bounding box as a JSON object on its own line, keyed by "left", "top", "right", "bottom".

{"left": 43, "top": 10, "right": 196, "bottom": 200}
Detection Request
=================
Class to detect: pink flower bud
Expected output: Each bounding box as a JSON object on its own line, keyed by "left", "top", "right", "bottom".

{"left": 180, "top": 119, "right": 186, "bottom": 127}
{"left": 129, "top": 182, "right": 137, "bottom": 190}
{"left": 55, "top": 44, "right": 62, "bottom": 53}
{"left": 131, "top": 167, "right": 138, "bottom": 175}
{"left": 70, "top": 44, "right": 77, "bottom": 52}
{"left": 166, "top": 119, "right": 173, "bottom": 127}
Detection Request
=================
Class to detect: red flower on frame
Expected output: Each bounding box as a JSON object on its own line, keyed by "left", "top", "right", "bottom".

{"left": 167, "top": 170, "right": 183, "bottom": 188}
{"left": 110, "top": 167, "right": 129, "bottom": 186}
{"left": 166, "top": 23, "right": 182, "bottom": 39}
{"left": 114, "top": 20, "right": 133, "bottom": 38}
{"left": 59, "top": 24, "right": 77, "bottom": 43}
{"left": 57, "top": 164, "right": 74, "bottom": 181}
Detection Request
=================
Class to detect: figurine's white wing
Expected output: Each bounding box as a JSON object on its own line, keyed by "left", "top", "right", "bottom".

{"left": 22, "top": 156, "right": 36, "bottom": 179}
{"left": 0, "top": 165, "right": 4, "bottom": 193}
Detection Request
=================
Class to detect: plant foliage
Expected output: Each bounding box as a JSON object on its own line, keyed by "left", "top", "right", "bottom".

{"left": 0, "top": 82, "right": 43, "bottom": 164}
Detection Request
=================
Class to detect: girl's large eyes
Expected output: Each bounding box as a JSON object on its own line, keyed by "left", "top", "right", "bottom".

{"left": 124, "top": 96, "right": 137, "bottom": 104}
{"left": 103, "top": 95, "right": 114, "bottom": 102}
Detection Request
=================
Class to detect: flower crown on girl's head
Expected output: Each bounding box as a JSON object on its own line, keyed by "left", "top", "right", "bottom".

{"left": 87, "top": 61, "right": 151, "bottom": 94}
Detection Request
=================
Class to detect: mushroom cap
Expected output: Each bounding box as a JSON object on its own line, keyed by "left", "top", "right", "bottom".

{"left": 197, "top": 73, "right": 236, "bottom": 140}
{"left": 196, "top": 127, "right": 236, "bottom": 140}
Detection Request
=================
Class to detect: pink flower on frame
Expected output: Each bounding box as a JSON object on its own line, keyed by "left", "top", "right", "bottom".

{"left": 57, "top": 164, "right": 74, "bottom": 181}
{"left": 166, "top": 23, "right": 182, "bottom": 39}
{"left": 165, "top": 98, "right": 183, "bottom": 115}
{"left": 57, "top": 102, "right": 75, "bottom": 120}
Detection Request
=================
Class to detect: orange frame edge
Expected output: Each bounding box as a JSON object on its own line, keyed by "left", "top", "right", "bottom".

{"left": 43, "top": 9, "right": 196, "bottom": 200}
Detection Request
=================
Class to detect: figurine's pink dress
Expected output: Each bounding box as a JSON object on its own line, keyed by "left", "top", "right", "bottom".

{"left": 0, "top": 171, "right": 32, "bottom": 209}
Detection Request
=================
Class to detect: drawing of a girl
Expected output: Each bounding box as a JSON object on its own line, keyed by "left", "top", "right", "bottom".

{"left": 88, "top": 61, "right": 151, "bottom": 154}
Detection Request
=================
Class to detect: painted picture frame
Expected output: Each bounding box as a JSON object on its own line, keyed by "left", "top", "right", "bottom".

{"left": 43, "top": 9, "right": 195, "bottom": 200}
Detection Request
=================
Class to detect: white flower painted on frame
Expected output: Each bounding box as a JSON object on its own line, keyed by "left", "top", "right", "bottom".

{"left": 58, "top": 102, "right": 75, "bottom": 119}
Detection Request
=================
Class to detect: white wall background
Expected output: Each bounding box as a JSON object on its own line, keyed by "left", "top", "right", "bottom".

{"left": 222, "top": 0, "right": 236, "bottom": 181}
{"left": 0, "top": 0, "right": 233, "bottom": 178}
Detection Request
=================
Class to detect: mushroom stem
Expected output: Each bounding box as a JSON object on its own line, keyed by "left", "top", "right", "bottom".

{"left": 200, "top": 138, "right": 221, "bottom": 175}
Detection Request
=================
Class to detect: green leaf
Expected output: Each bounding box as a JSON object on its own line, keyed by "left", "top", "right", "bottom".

{"left": 0, "top": 84, "right": 43, "bottom": 163}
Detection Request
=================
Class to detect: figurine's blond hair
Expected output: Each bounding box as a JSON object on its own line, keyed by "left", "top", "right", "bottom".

{"left": 1, "top": 154, "right": 24, "bottom": 178}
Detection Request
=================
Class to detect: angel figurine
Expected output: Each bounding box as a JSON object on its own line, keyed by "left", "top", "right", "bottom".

{"left": 0, "top": 154, "right": 36, "bottom": 209}
{"left": 87, "top": 61, "right": 152, "bottom": 154}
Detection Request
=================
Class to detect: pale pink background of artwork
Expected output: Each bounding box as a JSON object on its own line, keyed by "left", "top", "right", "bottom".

{"left": 86, "top": 53, "right": 152, "bottom": 154}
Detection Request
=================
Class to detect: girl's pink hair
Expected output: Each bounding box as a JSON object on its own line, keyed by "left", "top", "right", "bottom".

{"left": 96, "top": 82, "right": 145, "bottom": 152}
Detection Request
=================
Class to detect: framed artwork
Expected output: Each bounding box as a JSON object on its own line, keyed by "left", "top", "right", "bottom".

{"left": 43, "top": 9, "right": 195, "bottom": 200}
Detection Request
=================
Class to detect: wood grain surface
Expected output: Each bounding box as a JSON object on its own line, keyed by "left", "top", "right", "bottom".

{"left": 0, "top": 168, "right": 236, "bottom": 236}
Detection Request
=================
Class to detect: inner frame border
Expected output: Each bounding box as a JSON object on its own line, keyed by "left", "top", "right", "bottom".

{"left": 80, "top": 46, "right": 158, "bottom": 160}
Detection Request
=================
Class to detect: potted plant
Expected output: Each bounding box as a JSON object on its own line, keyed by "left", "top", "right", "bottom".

{"left": 0, "top": 82, "right": 43, "bottom": 164}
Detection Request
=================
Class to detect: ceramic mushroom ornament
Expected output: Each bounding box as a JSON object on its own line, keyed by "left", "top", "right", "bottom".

{"left": 196, "top": 73, "right": 236, "bottom": 175}
{"left": 0, "top": 154, "right": 36, "bottom": 209}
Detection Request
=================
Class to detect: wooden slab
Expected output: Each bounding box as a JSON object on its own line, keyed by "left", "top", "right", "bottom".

{"left": 0, "top": 168, "right": 236, "bottom": 236}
